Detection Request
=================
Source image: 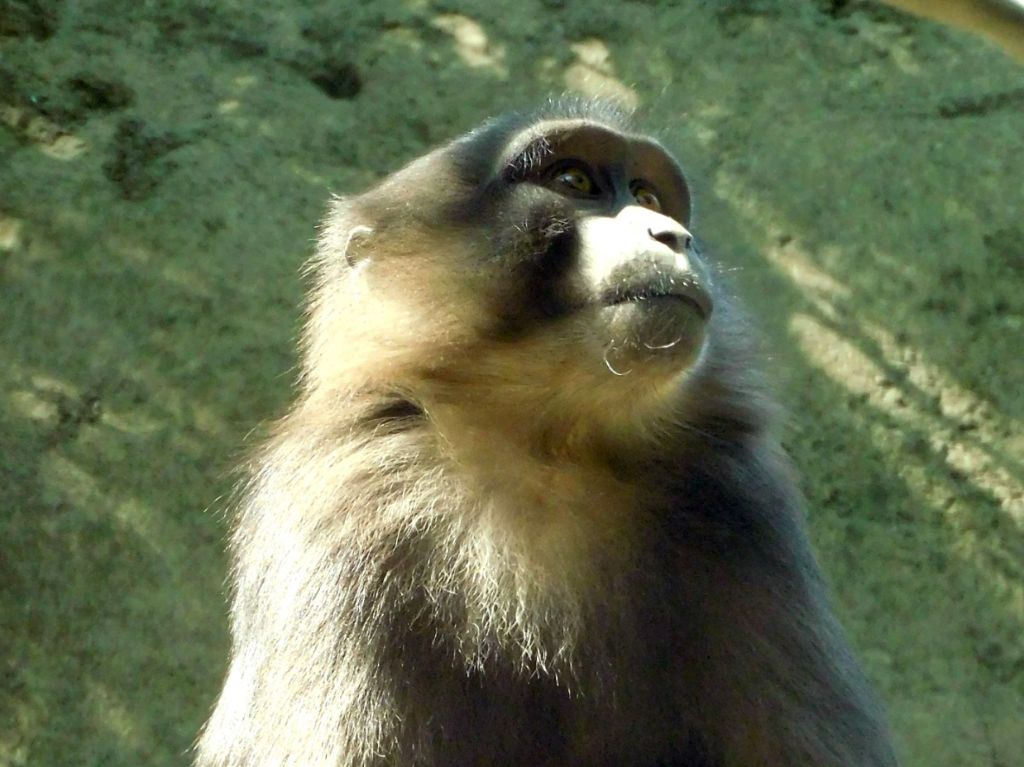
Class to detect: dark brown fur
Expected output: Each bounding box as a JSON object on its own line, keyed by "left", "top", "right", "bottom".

{"left": 197, "top": 100, "right": 899, "bottom": 767}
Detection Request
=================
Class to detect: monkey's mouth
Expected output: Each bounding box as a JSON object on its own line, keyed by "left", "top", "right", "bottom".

{"left": 601, "top": 281, "right": 713, "bottom": 321}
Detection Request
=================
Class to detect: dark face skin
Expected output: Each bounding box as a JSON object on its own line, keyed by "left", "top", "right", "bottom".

{"left": 504, "top": 121, "right": 693, "bottom": 226}
{"left": 490, "top": 120, "right": 713, "bottom": 376}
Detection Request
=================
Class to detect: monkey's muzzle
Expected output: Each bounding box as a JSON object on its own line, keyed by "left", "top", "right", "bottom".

{"left": 601, "top": 275, "right": 712, "bottom": 321}
{"left": 598, "top": 262, "right": 711, "bottom": 364}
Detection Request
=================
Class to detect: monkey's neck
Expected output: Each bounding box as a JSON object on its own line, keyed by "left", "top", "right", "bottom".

{"left": 285, "top": 385, "right": 781, "bottom": 689}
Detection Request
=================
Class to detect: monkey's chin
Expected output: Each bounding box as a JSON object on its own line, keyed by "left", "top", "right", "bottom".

{"left": 599, "top": 296, "right": 707, "bottom": 374}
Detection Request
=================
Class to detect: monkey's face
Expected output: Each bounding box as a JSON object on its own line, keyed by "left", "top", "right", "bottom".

{"left": 490, "top": 120, "right": 711, "bottom": 378}
{"left": 314, "top": 115, "right": 714, "bottom": 436}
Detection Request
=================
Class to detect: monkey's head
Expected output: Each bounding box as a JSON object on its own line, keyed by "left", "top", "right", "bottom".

{"left": 306, "top": 100, "right": 759, "bottom": 454}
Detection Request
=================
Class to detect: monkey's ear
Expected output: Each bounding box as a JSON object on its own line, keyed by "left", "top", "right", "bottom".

{"left": 340, "top": 225, "right": 375, "bottom": 267}
{"left": 317, "top": 198, "right": 376, "bottom": 268}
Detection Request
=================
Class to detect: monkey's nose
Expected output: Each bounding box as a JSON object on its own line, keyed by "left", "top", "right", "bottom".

{"left": 648, "top": 225, "right": 692, "bottom": 253}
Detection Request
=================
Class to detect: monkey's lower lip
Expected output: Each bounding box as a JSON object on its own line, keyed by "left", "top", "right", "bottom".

{"left": 603, "top": 286, "right": 712, "bottom": 320}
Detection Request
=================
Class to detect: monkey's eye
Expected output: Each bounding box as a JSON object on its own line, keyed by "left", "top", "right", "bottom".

{"left": 631, "top": 181, "right": 662, "bottom": 212}
{"left": 547, "top": 162, "right": 597, "bottom": 196}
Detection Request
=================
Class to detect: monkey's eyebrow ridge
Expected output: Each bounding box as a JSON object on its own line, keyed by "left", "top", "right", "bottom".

{"left": 503, "top": 136, "right": 554, "bottom": 182}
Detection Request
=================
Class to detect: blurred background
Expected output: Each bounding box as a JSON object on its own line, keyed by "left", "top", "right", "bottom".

{"left": 1, "top": 1, "right": 1022, "bottom": 764}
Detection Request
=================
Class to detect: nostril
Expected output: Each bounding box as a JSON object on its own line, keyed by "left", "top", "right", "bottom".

{"left": 648, "top": 227, "right": 692, "bottom": 252}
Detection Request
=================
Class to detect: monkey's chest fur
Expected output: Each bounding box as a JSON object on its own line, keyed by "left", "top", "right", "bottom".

{"left": 368, "top": 441, "right": 712, "bottom": 765}
{"left": 217, "top": 409, "right": 732, "bottom": 767}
